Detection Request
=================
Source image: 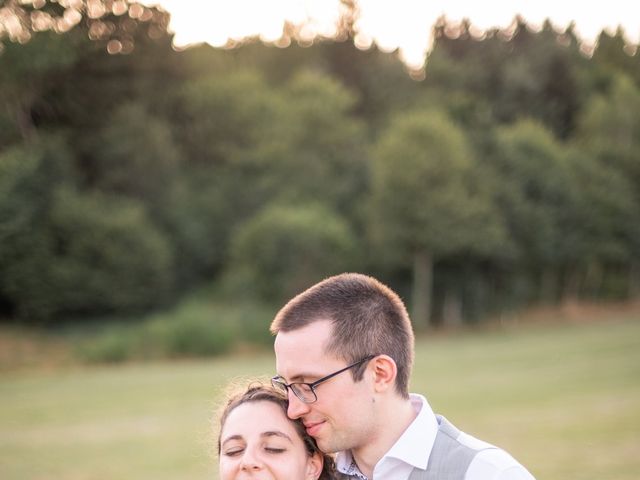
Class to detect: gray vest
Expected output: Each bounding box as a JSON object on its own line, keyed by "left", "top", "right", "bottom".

{"left": 408, "top": 415, "right": 497, "bottom": 480}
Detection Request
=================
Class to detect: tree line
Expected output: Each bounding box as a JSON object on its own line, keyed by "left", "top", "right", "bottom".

{"left": 1, "top": 2, "right": 639, "bottom": 328}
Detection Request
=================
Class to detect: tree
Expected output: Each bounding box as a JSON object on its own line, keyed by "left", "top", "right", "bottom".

{"left": 0, "top": 135, "right": 173, "bottom": 321}
{"left": 170, "top": 70, "right": 283, "bottom": 278}
{"left": 0, "top": 1, "right": 176, "bottom": 146}
{"left": 370, "top": 109, "right": 507, "bottom": 327}
{"left": 0, "top": 1, "right": 170, "bottom": 51}
{"left": 490, "top": 120, "right": 578, "bottom": 303}
{"left": 562, "top": 146, "right": 638, "bottom": 300}
{"left": 46, "top": 187, "right": 174, "bottom": 317}
{"left": 0, "top": 135, "right": 75, "bottom": 319}
{"left": 0, "top": 30, "right": 80, "bottom": 142}
{"left": 266, "top": 70, "right": 367, "bottom": 223}
{"left": 424, "top": 17, "right": 587, "bottom": 139}
{"left": 228, "top": 203, "right": 358, "bottom": 302}
{"left": 592, "top": 27, "right": 640, "bottom": 87}
{"left": 90, "top": 102, "right": 181, "bottom": 213}
{"left": 574, "top": 74, "right": 640, "bottom": 297}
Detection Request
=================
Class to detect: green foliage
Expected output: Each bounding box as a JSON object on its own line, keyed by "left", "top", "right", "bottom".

{"left": 0, "top": 136, "right": 75, "bottom": 320}
{"left": 491, "top": 120, "right": 577, "bottom": 266}
{"left": 0, "top": 1, "right": 172, "bottom": 53}
{"left": 77, "top": 297, "right": 274, "bottom": 363}
{"left": 0, "top": 30, "right": 82, "bottom": 143}
{"left": 47, "top": 188, "right": 174, "bottom": 315}
{"left": 573, "top": 74, "right": 640, "bottom": 295}
{"left": 371, "top": 109, "right": 507, "bottom": 259}
{"left": 592, "top": 28, "right": 640, "bottom": 87}
{"left": 2, "top": 13, "right": 640, "bottom": 324}
{"left": 172, "top": 71, "right": 281, "bottom": 267}
{"left": 91, "top": 103, "right": 181, "bottom": 206}
{"left": 0, "top": 136, "right": 173, "bottom": 321}
{"left": 425, "top": 18, "right": 588, "bottom": 139}
{"left": 228, "top": 203, "right": 359, "bottom": 301}
{"left": 575, "top": 74, "right": 640, "bottom": 193}
{"left": 158, "top": 173, "right": 235, "bottom": 283}
{"left": 564, "top": 146, "right": 637, "bottom": 264}
{"left": 178, "top": 69, "right": 278, "bottom": 167}
{"left": 370, "top": 108, "right": 509, "bottom": 325}
{"left": 78, "top": 323, "right": 143, "bottom": 363}
{"left": 267, "top": 70, "right": 368, "bottom": 218}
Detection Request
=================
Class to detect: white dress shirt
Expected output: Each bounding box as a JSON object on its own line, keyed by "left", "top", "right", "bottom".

{"left": 336, "top": 393, "right": 536, "bottom": 480}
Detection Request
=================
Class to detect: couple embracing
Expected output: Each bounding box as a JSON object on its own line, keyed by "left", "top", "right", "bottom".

{"left": 217, "top": 273, "right": 535, "bottom": 480}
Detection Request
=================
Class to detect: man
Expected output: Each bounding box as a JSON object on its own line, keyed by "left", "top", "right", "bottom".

{"left": 270, "top": 273, "right": 535, "bottom": 480}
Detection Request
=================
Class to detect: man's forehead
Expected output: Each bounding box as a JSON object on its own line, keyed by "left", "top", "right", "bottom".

{"left": 275, "top": 319, "right": 333, "bottom": 346}
{"left": 274, "top": 320, "right": 340, "bottom": 377}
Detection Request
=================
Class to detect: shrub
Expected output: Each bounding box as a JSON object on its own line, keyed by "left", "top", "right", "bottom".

{"left": 228, "top": 203, "right": 359, "bottom": 301}
{"left": 77, "top": 297, "right": 274, "bottom": 363}
{"left": 48, "top": 188, "right": 175, "bottom": 316}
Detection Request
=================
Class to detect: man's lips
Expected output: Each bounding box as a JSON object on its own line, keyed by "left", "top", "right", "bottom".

{"left": 304, "top": 420, "right": 325, "bottom": 436}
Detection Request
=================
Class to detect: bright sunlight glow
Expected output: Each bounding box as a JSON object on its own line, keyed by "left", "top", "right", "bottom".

{"left": 146, "top": 0, "right": 640, "bottom": 70}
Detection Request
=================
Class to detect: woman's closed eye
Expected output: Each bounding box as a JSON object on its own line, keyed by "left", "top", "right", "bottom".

{"left": 221, "top": 444, "right": 286, "bottom": 456}
{"left": 223, "top": 448, "right": 244, "bottom": 457}
{"left": 264, "top": 446, "right": 286, "bottom": 454}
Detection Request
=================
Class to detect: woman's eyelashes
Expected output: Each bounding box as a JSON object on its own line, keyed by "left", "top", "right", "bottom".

{"left": 222, "top": 444, "right": 287, "bottom": 456}
{"left": 264, "top": 447, "right": 286, "bottom": 454}
{"left": 223, "top": 449, "right": 243, "bottom": 457}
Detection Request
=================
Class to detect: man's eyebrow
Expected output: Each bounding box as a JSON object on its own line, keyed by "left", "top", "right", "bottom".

{"left": 262, "top": 431, "right": 293, "bottom": 443}
{"left": 279, "top": 371, "right": 322, "bottom": 382}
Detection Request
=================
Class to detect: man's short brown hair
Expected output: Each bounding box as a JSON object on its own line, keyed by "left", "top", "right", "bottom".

{"left": 270, "top": 273, "right": 414, "bottom": 398}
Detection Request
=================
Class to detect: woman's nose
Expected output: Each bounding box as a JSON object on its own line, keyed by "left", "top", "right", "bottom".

{"left": 240, "top": 447, "right": 263, "bottom": 471}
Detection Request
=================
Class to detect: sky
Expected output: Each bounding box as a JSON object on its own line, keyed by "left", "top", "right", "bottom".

{"left": 148, "top": 0, "right": 640, "bottom": 70}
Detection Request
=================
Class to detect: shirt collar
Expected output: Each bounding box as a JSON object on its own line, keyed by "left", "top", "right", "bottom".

{"left": 335, "top": 393, "right": 438, "bottom": 477}
{"left": 383, "top": 393, "right": 437, "bottom": 469}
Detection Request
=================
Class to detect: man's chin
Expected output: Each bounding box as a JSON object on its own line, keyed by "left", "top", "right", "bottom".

{"left": 316, "top": 436, "right": 341, "bottom": 455}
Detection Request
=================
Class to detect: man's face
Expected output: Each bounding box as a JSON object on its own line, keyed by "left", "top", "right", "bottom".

{"left": 274, "top": 319, "right": 376, "bottom": 454}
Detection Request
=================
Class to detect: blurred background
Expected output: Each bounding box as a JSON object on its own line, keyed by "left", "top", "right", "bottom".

{"left": 1, "top": 1, "right": 639, "bottom": 479}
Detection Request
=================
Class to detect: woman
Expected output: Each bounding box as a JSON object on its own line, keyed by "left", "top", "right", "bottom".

{"left": 217, "top": 382, "right": 339, "bottom": 480}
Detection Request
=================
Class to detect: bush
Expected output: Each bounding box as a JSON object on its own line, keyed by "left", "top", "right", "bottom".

{"left": 48, "top": 188, "right": 175, "bottom": 316}
{"left": 77, "top": 297, "right": 275, "bottom": 363}
{"left": 228, "top": 203, "right": 359, "bottom": 302}
{"left": 78, "top": 324, "right": 145, "bottom": 364}
{"left": 146, "top": 307, "right": 235, "bottom": 357}
{"left": 0, "top": 137, "right": 75, "bottom": 321}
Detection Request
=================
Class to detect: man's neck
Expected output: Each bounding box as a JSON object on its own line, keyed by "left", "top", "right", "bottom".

{"left": 350, "top": 395, "right": 418, "bottom": 479}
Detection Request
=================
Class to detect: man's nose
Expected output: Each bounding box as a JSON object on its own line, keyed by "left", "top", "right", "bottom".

{"left": 287, "top": 390, "right": 311, "bottom": 419}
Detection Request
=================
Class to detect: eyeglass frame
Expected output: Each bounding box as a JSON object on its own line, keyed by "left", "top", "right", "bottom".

{"left": 271, "top": 355, "right": 375, "bottom": 404}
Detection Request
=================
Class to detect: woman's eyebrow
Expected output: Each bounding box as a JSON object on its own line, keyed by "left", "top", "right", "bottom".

{"left": 262, "top": 431, "right": 293, "bottom": 443}
{"left": 220, "top": 434, "right": 243, "bottom": 447}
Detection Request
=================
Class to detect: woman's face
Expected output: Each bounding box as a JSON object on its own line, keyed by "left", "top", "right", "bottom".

{"left": 219, "top": 400, "right": 322, "bottom": 480}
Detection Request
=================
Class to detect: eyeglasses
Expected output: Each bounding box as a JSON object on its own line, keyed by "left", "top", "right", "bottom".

{"left": 271, "top": 355, "right": 375, "bottom": 404}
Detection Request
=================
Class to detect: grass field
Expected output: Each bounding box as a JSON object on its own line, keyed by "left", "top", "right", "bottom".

{"left": 1, "top": 314, "right": 639, "bottom": 480}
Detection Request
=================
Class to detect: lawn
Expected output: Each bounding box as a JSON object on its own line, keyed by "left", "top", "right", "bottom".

{"left": 1, "top": 315, "right": 639, "bottom": 480}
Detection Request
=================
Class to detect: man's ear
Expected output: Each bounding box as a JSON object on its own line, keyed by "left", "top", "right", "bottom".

{"left": 306, "top": 451, "right": 323, "bottom": 480}
{"left": 370, "top": 355, "right": 397, "bottom": 393}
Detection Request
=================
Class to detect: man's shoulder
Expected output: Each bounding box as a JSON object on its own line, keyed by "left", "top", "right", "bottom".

{"left": 466, "top": 449, "right": 536, "bottom": 480}
{"left": 432, "top": 416, "right": 535, "bottom": 479}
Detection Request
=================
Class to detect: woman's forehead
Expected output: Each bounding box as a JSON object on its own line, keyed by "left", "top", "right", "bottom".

{"left": 222, "top": 400, "right": 293, "bottom": 435}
